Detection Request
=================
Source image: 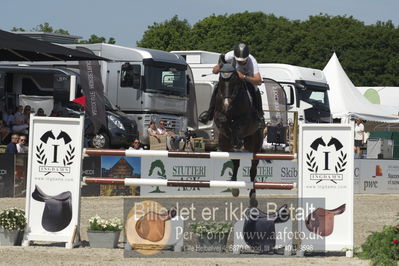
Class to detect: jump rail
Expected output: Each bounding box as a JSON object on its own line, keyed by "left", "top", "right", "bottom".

{"left": 83, "top": 177, "right": 297, "bottom": 190}
{"left": 83, "top": 148, "right": 297, "bottom": 161}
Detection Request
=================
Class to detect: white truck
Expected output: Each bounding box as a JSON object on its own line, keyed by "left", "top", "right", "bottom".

{"left": 1, "top": 43, "right": 195, "bottom": 146}
{"left": 172, "top": 50, "right": 332, "bottom": 138}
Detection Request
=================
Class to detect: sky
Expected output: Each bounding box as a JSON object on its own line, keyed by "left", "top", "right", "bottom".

{"left": 2, "top": 0, "right": 399, "bottom": 47}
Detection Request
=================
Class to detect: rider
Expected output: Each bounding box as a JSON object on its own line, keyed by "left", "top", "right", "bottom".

{"left": 198, "top": 43, "right": 265, "bottom": 128}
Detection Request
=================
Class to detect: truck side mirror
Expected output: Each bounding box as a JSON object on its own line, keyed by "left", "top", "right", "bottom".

{"left": 284, "top": 85, "right": 295, "bottom": 105}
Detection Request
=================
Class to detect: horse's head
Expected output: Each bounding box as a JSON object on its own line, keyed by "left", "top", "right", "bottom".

{"left": 218, "top": 63, "right": 242, "bottom": 113}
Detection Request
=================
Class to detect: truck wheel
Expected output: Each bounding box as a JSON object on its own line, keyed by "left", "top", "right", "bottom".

{"left": 90, "top": 132, "right": 110, "bottom": 149}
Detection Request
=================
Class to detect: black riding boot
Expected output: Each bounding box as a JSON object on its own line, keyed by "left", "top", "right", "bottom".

{"left": 199, "top": 85, "right": 218, "bottom": 124}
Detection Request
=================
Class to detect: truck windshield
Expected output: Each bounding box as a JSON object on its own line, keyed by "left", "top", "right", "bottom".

{"left": 296, "top": 88, "right": 330, "bottom": 111}
{"left": 144, "top": 65, "right": 187, "bottom": 97}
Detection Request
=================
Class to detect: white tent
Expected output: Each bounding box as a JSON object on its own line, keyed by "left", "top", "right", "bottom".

{"left": 323, "top": 53, "right": 399, "bottom": 123}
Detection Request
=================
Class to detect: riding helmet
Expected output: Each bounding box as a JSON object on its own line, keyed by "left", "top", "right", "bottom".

{"left": 234, "top": 43, "right": 249, "bottom": 62}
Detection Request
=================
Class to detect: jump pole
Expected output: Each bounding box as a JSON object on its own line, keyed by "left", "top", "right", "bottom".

{"left": 83, "top": 177, "right": 297, "bottom": 190}
{"left": 84, "top": 148, "right": 297, "bottom": 161}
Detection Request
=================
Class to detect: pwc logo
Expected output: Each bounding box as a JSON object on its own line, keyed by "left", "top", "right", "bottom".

{"left": 372, "top": 165, "right": 383, "bottom": 178}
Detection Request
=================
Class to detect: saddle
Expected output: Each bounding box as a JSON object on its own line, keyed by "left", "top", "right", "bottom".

{"left": 135, "top": 208, "right": 177, "bottom": 242}
{"left": 243, "top": 204, "right": 289, "bottom": 252}
{"left": 32, "top": 185, "right": 72, "bottom": 232}
{"left": 305, "top": 204, "right": 346, "bottom": 236}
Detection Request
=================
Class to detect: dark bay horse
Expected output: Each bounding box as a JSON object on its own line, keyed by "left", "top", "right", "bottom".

{"left": 213, "top": 64, "right": 264, "bottom": 206}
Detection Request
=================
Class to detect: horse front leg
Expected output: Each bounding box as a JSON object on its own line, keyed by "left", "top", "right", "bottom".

{"left": 249, "top": 159, "right": 259, "bottom": 207}
{"left": 231, "top": 159, "right": 240, "bottom": 197}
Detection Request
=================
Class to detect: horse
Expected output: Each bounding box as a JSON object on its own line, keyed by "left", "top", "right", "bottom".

{"left": 213, "top": 63, "right": 264, "bottom": 207}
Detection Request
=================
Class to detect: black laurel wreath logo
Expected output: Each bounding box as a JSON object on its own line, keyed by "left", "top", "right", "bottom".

{"left": 306, "top": 150, "right": 318, "bottom": 172}
{"left": 335, "top": 151, "right": 347, "bottom": 173}
{"left": 63, "top": 144, "right": 75, "bottom": 166}
{"left": 35, "top": 143, "right": 47, "bottom": 165}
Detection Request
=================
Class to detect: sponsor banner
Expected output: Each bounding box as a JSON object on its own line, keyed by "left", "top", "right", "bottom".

{"left": 298, "top": 124, "right": 354, "bottom": 252}
{"left": 24, "top": 116, "right": 84, "bottom": 247}
{"left": 0, "top": 153, "right": 15, "bottom": 198}
{"left": 358, "top": 160, "right": 399, "bottom": 193}
{"left": 140, "top": 158, "right": 219, "bottom": 195}
{"left": 3, "top": 155, "right": 399, "bottom": 197}
{"left": 140, "top": 158, "right": 298, "bottom": 196}
{"left": 81, "top": 157, "right": 101, "bottom": 197}
{"left": 354, "top": 160, "right": 361, "bottom": 194}
{"left": 78, "top": 47, "right": 106, "bottom": 134}
{"left": 14, "top": 154, "right": 28, "bottom": 198}
{"left": 100, "top": 156, "right": 141, "bottom": 196}
{"left": 237, "top": 159, "right": 297, "bottom": 194}
{"left": 264, "top": 78, "right": 288, "bottom": 125}
{"left": 385, "top": 163, "right": 399, "bottom": 192}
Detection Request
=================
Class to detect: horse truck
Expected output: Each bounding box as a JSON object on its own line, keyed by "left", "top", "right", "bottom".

{"left": 171, "top": 50, "right": 332, "bottom": 142}
{"left": 0, "top": 43, "right": 195, "bottom": 147}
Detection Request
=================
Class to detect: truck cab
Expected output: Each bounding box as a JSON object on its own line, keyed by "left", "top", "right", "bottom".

{"left": 258, "top": 63, "right": 331, "bottom": 123}
{"left": 61, "top": 44, "right": 192, "bottom": 145}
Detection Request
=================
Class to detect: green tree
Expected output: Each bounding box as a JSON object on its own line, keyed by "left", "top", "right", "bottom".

{"left": 11, "top": 27, "right": 25, "bottom": 32}
{"left": 137, "top": 15, "right": 191, "bottom": 51}
{"left": 10, "top": 22, "right": 116, "bottom": 44}
{"left": 31, "top": 22, "right": 70, "bottom": 35}
{"left": 79, "top": 34, "right": 116, "bottom": 44}
{"left": 138, "top": 12, "right": 399, "bottom": 86}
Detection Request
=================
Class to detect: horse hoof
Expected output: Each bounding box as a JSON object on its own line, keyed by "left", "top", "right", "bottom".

{"left": 249, "top": 198, "right": 258, "bottom": 208}
{"left": 231, "top": 189, "right": 239, "bottom": 197}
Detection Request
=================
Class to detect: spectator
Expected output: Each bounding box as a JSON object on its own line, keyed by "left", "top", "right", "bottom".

{"left": 36, "top": 108, "right": 46, "bottom": 117}
{"left": 17, "top": 134, "right": 28, "bottom": 153}
{"left": 156, "top": 120, "right": 168, "bottom": 135}
{"left": 147, "top": 121, "right": 160, "bottom": 142}
{"left": 0, "top": 119, "right": 10, "bottom": 144}
{"left": 129, "top": 138, "right": 143, "bottom": 150}
{"left": 354, "top": 118, "right": 365, "bottom": 158}
{"left": 157, "top": 120, "right": 186, "bottom": 151}
{"left": 5, "top": 133, "right": 19, "bottom": 154}
{"left": 12, "top": 106, "right": 29, "bottom": 135}
{"left": 23, "top": 105, "right": 32, "bottom": 124}
{"left": 2, "top": 107, "right": 15, "bottom": 127}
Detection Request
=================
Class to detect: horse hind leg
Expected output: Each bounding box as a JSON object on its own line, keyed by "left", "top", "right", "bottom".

{"left": 231, "top": 159, "right": 240, "bottom": 197}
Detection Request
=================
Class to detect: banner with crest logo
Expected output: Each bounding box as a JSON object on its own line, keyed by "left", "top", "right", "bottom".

{"left": 23, "top": 116, "right": 84, "bottom": 248}
{"left": 298, "top": 123, "right": 354, "bottom": 254}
